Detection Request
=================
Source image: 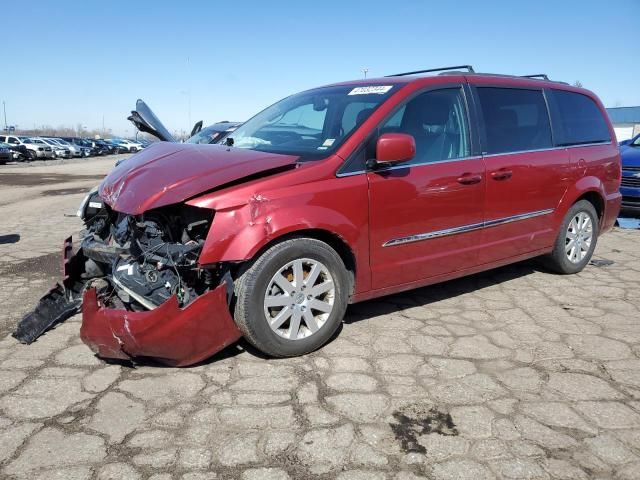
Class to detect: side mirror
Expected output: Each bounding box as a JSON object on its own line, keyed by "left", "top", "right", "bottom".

{"left": 375, "top": 133, "right": 416, "bottom": 164}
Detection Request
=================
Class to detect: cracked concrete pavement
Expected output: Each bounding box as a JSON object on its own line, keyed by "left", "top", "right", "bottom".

{"left": 1, "top": 157, "right": 640, "bottom": 479}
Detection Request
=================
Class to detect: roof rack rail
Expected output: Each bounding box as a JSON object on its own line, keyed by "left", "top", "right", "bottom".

{"left": 386, "top": 65, "right": 475, "bottom": 77}
{"left": 521, "top": 74, "right": 549, "bottom": 80}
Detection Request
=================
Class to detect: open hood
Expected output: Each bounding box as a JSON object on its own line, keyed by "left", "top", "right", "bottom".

{"left": 127, "top": 99, "right": 177, "bottom": 142}
{"left": 99, "top": 142, "right": 298, "bottom": 214}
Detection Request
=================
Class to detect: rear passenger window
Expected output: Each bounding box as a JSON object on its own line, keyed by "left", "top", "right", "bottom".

{"left": 477, "top": 87, "right": 552, "bottom": 154}
{"left": 549, "top": 90, "right": 611, "bottom": 146}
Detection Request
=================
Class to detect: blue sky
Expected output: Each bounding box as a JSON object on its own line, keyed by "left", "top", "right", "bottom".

{"left": 2, "top": 0, "right": 639, "bottom": 136}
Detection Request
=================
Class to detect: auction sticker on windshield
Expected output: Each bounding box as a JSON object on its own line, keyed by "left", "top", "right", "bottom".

{"left": 348, "top": 86, "right": 393, "bottom": 95}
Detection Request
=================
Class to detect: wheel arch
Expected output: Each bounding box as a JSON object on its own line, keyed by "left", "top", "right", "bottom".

{"left": 574, "top": 190, "right": 604, "bottom": 221}
{"left": 234, "top": 228, "right": 357, "bottom": 296}
{"left": 556, "top": 177, "right": 606, "bottom": 230}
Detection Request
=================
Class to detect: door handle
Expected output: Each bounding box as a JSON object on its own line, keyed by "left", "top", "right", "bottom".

{"left": 491, "top": 169, "right": 513, "bottom": 180}
{"left": 457, "top": 174, "right": 482, "bottom": 185}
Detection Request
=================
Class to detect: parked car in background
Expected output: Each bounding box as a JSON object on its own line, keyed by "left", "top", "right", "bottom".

{"left": 0, "top": 138, "right": 28, "bottom": 161}
{"left": 620, "top": 134, "right": 640, "bottom": 214}
{"left": 0, "top": 135, "right": 43, "bottom": 160}
{"left": 619, "top": 133, "right": 639, "bottom": 147}
{"left": 19, "top": 137, "right": 54, "bottom": 159}
{"left": 0, "top": 142, "right": 12, "bottom": 164}
{"left": 113, "top": 138, "right": 143, "bottom": 152}
{"left": 59, "top": 137, "right": 92, "bottom": 157}
{"left": 40, "top": 138, "right": 72, "bottom": 158}
{"left": 104, "top": 139, "right": 130, "bottom": 154}
{"left": 48, "top": 138, "right": 83, "bottom": 157}
{"left": 93, "top": 139, "right": 119, "bottom": 155}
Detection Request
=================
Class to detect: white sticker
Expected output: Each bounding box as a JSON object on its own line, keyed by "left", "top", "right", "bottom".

{"left": 348, "top": 85, "right": 393, "bottom": 96}
{"left": 88, "top": 201, "right": 102, "bottom": 209}
{"left": 322, "top": 138, "right": 335, "bottom": 147}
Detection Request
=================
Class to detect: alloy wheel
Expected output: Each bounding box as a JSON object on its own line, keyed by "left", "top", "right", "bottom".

{"left": 263, "top": 258, "right": 335, "bottom": 340}
{"left": 565, "top": 212, "right": 593, "bottom": 263}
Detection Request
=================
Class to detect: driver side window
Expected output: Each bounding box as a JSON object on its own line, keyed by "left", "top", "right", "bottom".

{"left": 379, "top": 88, "right": 470, "bottom": 165}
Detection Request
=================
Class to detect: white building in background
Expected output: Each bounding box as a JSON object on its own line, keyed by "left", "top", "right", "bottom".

{"left": 606, "top": 107, "right": 640, "bottom": 142}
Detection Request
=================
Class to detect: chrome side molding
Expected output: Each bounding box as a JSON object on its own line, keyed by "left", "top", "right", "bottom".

{"left": 383, "top": 208, "right": 554, "bottom": 247}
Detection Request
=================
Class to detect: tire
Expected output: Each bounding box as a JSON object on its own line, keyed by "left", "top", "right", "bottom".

{"left": 544, "top": 200, "right": 599, "bottom": 274}
{"left": 233, "top": 237, "right": 350, "bottom": 357}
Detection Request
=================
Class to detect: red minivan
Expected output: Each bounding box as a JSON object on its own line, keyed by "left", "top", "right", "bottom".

{"left": 17, "top": 66, "right": 622, "bottom": 365}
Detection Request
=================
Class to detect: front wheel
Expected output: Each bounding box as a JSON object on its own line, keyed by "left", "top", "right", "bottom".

{"left": 544, "top": 200, "right": 599, "bottom": 274}
{"left": 233, "top": 238, "right": 350, "bottom": 357}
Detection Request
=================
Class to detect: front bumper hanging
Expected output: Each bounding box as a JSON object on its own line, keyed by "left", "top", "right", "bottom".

{"left": 81, "top": 283, "right": 241, "bottom": 367}
{"left": 14, "top": 236, "right": 243, "bottom": 367}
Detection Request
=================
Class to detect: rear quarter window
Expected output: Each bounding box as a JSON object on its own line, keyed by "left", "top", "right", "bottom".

{"left": 548, "top": 90, "right": 611, "bottom": 146}
{"left": 476, "top": 87, "right": 552, "bottom": 155}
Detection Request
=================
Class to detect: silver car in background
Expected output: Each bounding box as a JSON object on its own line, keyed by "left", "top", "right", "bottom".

{"left": 40, "top": 138, "right": 72, "bottom": 158}
{"left": 19, "top": 137, "right": 54, "bottom": 159}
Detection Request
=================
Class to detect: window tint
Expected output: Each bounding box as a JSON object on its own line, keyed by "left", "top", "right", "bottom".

{"left": 477, "top": 87, "right": 552, "bottom": 154}
{"left": 549, "top": 90, "right": 611, "bottom": 146}
{"left": 341, "top": 102, "right": 376, "bottom": 134}
{"left": 378, "top": 88, "right": 470, "bottom": 165}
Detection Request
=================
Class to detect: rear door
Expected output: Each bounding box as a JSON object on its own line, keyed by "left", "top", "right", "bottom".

{"left": 472, "top": 84, "right": 572, "bottom": 263}
{"left": 367, "top": 85, "right": 486, "bottom": 289}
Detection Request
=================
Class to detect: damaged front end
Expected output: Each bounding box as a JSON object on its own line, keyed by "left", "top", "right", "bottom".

{"left": 15, "top": 192, "right": 241, "bottom": 366}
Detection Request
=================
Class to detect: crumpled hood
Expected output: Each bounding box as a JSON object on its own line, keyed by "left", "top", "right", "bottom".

{"left": 621, "top": 145, "right": 640, "bottom": 168}
{"left": 99, "top": 142, "right": 298, "bottom": 214}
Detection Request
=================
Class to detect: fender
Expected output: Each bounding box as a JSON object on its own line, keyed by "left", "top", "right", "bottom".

{"left": 555, "top": 175, "right": 606, "bottom": 230}
{"left": 187, "top": 173, "right": 372, "bottom": 294}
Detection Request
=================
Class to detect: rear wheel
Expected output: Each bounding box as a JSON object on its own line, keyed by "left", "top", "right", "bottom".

{"left": 544, "top": 200, "right": 599, "bottom": 274}
{"left": 233, "top": 238, "right": 350, "bottom": 357}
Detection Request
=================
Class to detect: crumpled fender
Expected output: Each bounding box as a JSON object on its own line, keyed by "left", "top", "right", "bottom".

{"left": 80, "top": 283, "right": 242, "bottom": 367}
{"left": 187, "top": 173, "right": 371, "bottom": 293}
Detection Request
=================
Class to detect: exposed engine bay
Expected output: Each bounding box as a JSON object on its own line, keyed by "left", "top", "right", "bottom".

{"left": 78, "top": 191, "right": 216, "bottom": 311}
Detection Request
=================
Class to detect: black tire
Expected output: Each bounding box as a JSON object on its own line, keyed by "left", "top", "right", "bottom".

{"left": 27, "top": 150, "right": 37, "bottom": 160}
{"left": 544, "top": 200, "right": 599, "bottom": 274}
{"left": 233, "top": 237, "right": 350, "bottom": 357}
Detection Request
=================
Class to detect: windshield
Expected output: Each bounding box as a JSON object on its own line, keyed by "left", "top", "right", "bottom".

{"left": 227, "top": 84, "right": 398, "bottom": 158}
{"left": 632, "top": 135, "right": 640, "bottom": 147}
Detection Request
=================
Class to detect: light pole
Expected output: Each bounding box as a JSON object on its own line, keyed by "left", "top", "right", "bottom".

{"left": 2, "top": 101, "right": 7, "bottom": 131}
{"left": 362, "top": 68, "right": 369, "bottom": 79}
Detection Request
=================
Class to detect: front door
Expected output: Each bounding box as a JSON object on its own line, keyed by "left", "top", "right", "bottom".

{"left": 368, "top": 86, "right": 486, "bottom": 290}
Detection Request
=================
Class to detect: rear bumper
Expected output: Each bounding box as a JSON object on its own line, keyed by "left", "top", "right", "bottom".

{"left": 80, "top": 283, "right": 242, "bottom": 367}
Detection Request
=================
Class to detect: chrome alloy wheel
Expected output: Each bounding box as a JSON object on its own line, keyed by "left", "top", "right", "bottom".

{"left": 263, "top": 258, "right": 335, "bottom": 340}
{"left": 565, "top": 212, "right": 593, "bottom": 263}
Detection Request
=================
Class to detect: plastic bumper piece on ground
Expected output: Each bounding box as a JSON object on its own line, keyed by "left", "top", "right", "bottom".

{"left": 80, "top": 283, "right": 242, "bottom": 367}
